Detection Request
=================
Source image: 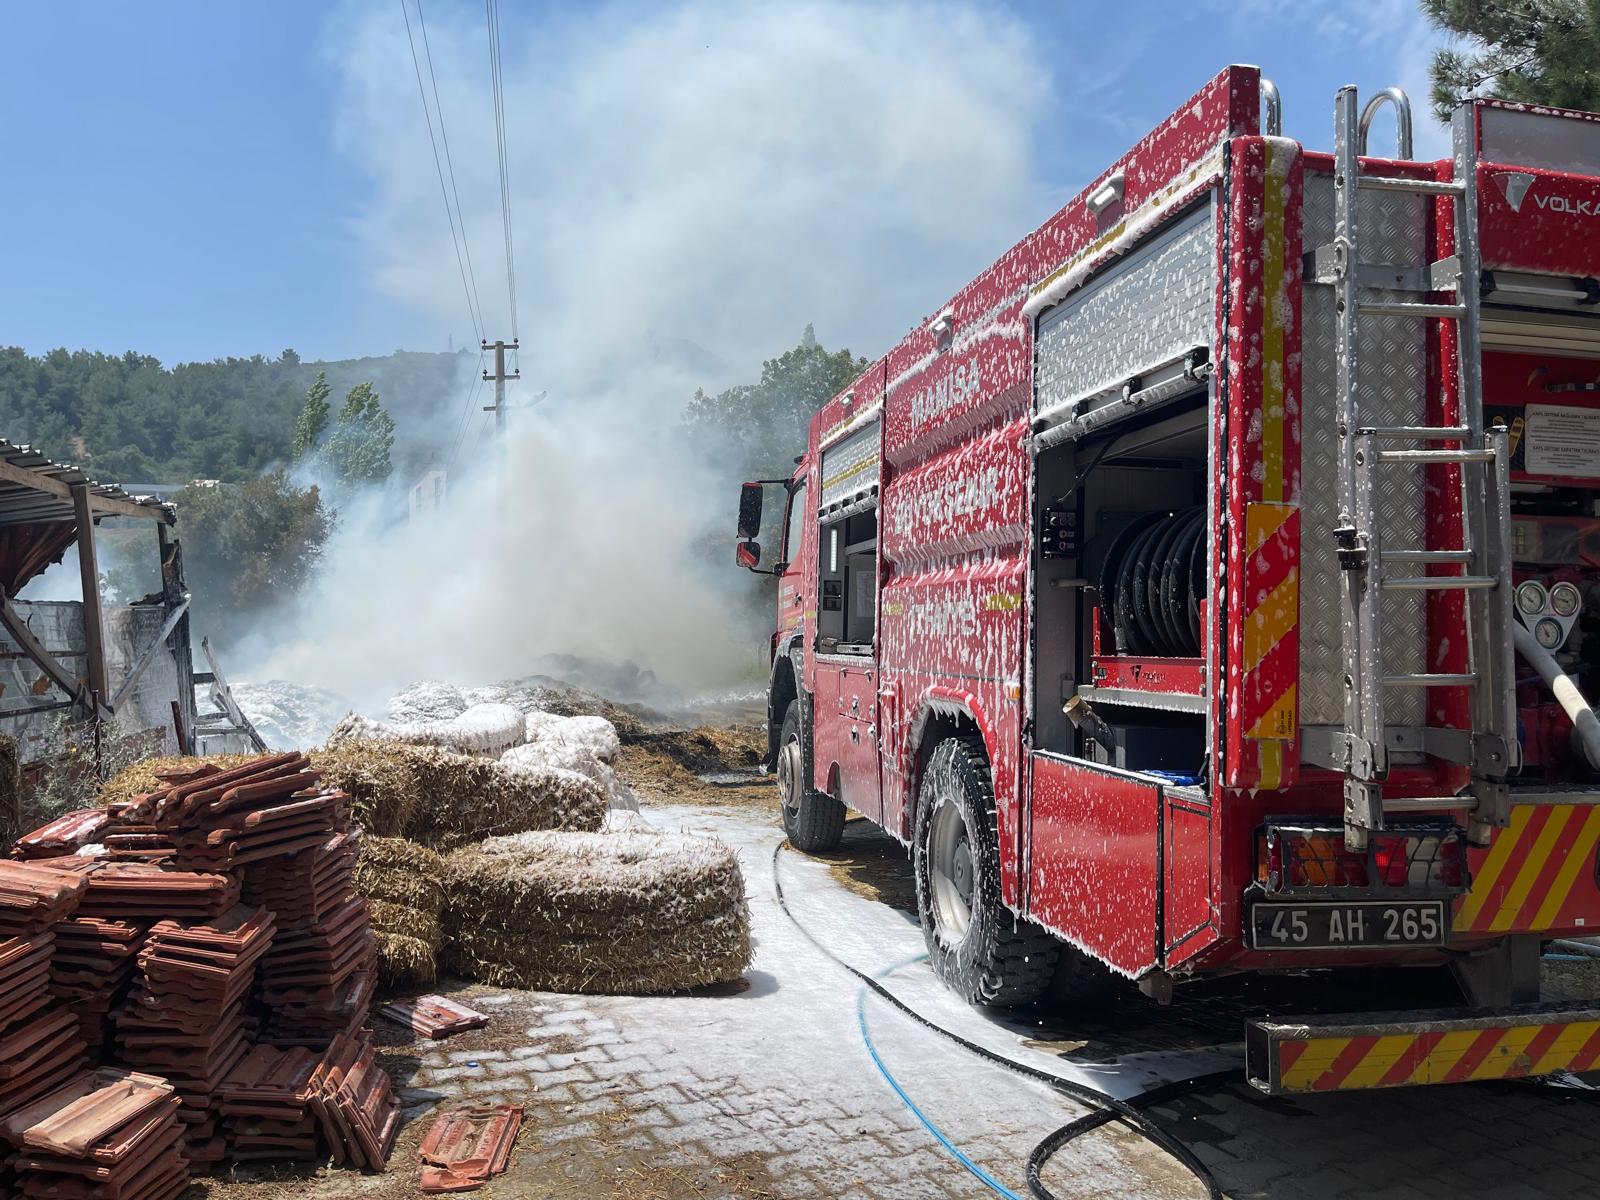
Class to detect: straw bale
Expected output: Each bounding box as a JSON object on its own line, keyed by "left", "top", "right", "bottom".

{"left": 442, "top": 908, "right": 750, "bottom": 994}
{"left": 316, "top": 740, "right": 605, "bottom": 850}
{"left": 368, "top": 899, "right": 442, "bottom": 948}
{"left": 355, "top": 836, "right": 447, "bottom": 915}
{"left": 441, "top": 829, "right": 751, "bottom": 994}
{"left": 375, "top": 931, "right": 438, "bottom": 989}
{"left": 523, "top": 711, "right": 621, "bottom": 762}
{"left": 499, "top": 743, "right": 639, "bottom": 813}
{"left": 446, "top": 830, "right": 745, "bottom": 936}
{"left": 313, "top": 742, "right": 419, "bottom": 836}
{"left": 327, "top": 702, "right": 524, "bottom": 756}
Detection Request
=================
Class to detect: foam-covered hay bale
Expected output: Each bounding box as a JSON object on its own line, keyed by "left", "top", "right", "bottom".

{"left": 500, "top": 742, "right": 639, "bottom": 813}
{"left": 441, "top": 829, "right": 751, "bottom": 994}
{"left": 523, "top": 711, "right": 621, "bottom": 762}
{"left": 327, "top": 701, "right": 525, "bottom": 757}
{"left": 316, "top": 741, "right": 606, "bottom": 849}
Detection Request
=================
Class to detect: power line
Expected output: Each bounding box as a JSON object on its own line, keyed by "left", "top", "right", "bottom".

{"left": 446, "top": 348, "right": 488, "bottom": 468}
{"left": 485, "top": 0, "right": 519, "bottom": 348}
{"left": 416, "top": 0, "right": 486, "bottom": 338}
{"left": 400, "top": 0, "right": 484, "bottom": 344}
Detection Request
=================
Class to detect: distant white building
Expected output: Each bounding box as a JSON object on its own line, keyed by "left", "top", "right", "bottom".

{"left": 410, "top": 467, "right": 447, "bottom": 520}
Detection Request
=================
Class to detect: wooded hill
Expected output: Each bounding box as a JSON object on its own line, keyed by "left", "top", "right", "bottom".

{"left": 0, "top": 346, "right": 474, "bottom": 484}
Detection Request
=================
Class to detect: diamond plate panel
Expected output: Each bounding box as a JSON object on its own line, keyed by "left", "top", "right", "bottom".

{"left": 820, "top": 420, "right": 880, "bottom": 510}
{"left": 1036, "top": 204, "right": 1215, "bottom": 415}
{"left": 1300, "top": 175, "right": 1429, "bottom": 727}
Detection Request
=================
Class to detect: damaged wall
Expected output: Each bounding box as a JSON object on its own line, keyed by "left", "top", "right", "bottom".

{"left": 0, "top": 600, "right": 182, "bottom": 759}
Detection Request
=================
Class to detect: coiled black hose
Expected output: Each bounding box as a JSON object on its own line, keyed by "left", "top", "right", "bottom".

{"left": 1101, "top": 507, "right": 1207, "bottom": 657}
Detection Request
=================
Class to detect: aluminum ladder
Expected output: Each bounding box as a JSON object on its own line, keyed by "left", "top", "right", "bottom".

{"left": 1322, "top": 85, "right": 1516, "bottom": 849}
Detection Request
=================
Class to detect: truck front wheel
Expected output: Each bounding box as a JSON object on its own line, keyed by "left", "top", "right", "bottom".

{"left": 777, "top": 700, "right": 845, "bottom": 852}
{"left": 915, "top": 736, "right": 1059, "bottom": 1007}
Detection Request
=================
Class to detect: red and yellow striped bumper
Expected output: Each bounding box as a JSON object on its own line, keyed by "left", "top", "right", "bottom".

{"left": 1247, "top": 1005, "right": 1600, "bottom": 1094}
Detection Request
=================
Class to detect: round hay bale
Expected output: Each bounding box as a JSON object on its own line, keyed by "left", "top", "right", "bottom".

{"left": 442, "top": 908, "right": 750, "bottom": 994}
{"left": 447, "top": 830, "right": 745, "bottom": 936}
{"left": 441, "top": 829, "right": 751, "bottom": 994}
{"left": 375, "top": 931, "right": 437, "bottom": 990}
{"left": 367, "top": 899, "right": 442, "bottom": 948}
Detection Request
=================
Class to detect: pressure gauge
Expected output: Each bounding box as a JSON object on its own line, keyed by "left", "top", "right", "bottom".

{"left": 1550, "top": 581, "right": 1582, "bottom": 618}
{"left": 1535, "top": 617, "right": 1566, "bottom": 650}
{"left": 1516, "top": 580, "right": 1549, "bottom": 617}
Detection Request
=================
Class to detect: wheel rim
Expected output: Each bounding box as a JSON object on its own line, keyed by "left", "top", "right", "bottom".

{"left": 927, "top": 794, "right": 975, "bottom": 946}
{"left": 777, "top": 734, "right": 803, "bottom": 818}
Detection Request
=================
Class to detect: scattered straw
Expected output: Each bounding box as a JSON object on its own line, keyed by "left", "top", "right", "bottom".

{"left": 98, "top": 753, "right": 257, "bottom": 806}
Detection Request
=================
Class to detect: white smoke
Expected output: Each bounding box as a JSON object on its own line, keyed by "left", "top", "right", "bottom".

{"left": 241, "top": 0, "right": 1053, "bottom": 706}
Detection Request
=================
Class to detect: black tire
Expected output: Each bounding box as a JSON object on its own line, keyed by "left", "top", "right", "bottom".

{"left": 914, "top": 737, "right": 1059, "bottom": 1007}
{"left": 776, "top": 700, "right": 845, "bottom": 852}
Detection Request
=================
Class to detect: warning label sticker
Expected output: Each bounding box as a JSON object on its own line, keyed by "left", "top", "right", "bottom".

{"left": 1526, "top": 404, "right": 1600, "bottom": 478}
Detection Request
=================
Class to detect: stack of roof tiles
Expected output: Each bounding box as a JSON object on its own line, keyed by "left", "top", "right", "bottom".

{"left": 50, "top": 916, "right": 148, "bottom": 1055}
{"left": 243, "top": 828, "right": 376, "bottom": 1048}
{"left": 0, "top": 864, "right": 91, "bottom": 1129}
{"left": 115, "top": 904, "right": 275, "bottom": 1167}
{"left": 0, "top": 751, "right": 396, "bottom": 1182}
{"left": 0, "top": 1068, "right": 188, "bottom": 1200}
{"left": 9, "top": 810, "right": 110, "bottom": 860}
{"left": 217, "top": 1044, "right": 320, "bottom": 1163}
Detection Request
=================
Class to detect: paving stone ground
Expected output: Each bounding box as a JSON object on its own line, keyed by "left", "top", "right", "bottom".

{"left": 203, "top": 796, "right": 1600, "bottom": 1200}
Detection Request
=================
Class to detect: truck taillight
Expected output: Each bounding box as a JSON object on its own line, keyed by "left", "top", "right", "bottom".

{"left": 1256, "top": 821, "right": 1468, "bottom": 896}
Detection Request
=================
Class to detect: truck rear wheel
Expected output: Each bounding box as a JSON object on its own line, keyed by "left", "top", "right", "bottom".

{"left": 914, "top": 736, "right": 1059, "bottom": 1007}
{"left": 777, "top": 700, "right": 845, "bottom": 852}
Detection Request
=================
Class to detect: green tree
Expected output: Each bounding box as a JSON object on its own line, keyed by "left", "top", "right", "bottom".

{"left": 173, "top": 473, "right": 335, "bottom": 647}
{"left": 320, "top": 381, "right": 395, "bottom": 485}
{"left": 291, "top": 371, "right": 331, "bottom": 462}
{"left": 1424, "top": 1, "right": 1600, "bottom": 121}
{"left": 684, "top": 326, "right": 867, "bottom": 485}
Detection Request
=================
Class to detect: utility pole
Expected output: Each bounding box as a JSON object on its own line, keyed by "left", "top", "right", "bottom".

{"left": 481, "top": 338, "right": 521, "bottom": 437}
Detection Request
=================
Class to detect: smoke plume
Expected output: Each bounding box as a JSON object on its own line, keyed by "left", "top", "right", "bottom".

{"left": 245, "top": 0, "right": 1053, "bottom": 708}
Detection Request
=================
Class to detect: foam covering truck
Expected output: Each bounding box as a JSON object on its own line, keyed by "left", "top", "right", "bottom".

{"left": 735, "top": 65, "right": 1600, "bottom": 1094}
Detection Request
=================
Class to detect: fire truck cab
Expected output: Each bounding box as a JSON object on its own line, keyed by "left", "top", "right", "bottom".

{"left": 737, "top": 65, "right": 1600, "bottom": 1094}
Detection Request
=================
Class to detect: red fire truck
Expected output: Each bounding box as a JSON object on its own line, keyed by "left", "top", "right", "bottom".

{"left": 737, "top": 65, "right": 1600, "bottom": 1094}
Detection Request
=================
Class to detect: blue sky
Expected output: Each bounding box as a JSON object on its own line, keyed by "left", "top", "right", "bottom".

{"left": 0, "top": 1, "right": 1452, "bottom": 372}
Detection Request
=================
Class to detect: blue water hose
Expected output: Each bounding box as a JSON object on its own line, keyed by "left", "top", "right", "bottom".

{"left": 856, "top": 955, "right": 1027, "bottom": 1200}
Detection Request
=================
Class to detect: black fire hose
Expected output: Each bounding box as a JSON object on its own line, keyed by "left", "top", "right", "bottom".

{"left": 771, "top": 843, "right": 1232, "bottom": 1199}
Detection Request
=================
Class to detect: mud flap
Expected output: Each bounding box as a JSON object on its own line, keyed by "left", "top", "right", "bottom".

{"left": 1246, "top": 1002, "right": 1600, "bottom": 1094}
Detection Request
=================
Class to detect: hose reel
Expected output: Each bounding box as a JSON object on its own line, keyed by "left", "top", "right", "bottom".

{"left": 1097, "top": 507, "right": 1207, "bottom": 658}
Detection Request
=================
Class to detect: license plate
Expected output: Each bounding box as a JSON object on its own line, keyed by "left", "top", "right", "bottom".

{"left": 1249, "top": 900, "right": 1447, "bottom": 950}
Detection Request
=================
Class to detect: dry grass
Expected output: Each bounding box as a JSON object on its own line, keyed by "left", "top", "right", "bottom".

{"left": 99, "top": 753, "right": 258, "bottom": 805}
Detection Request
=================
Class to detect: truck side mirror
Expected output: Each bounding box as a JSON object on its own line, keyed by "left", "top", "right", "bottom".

{"left": 736, "top": 540, "right": 762, "bottom": 570}
{"left": 737, "top": 482, "right": 764, "bottom": 540}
